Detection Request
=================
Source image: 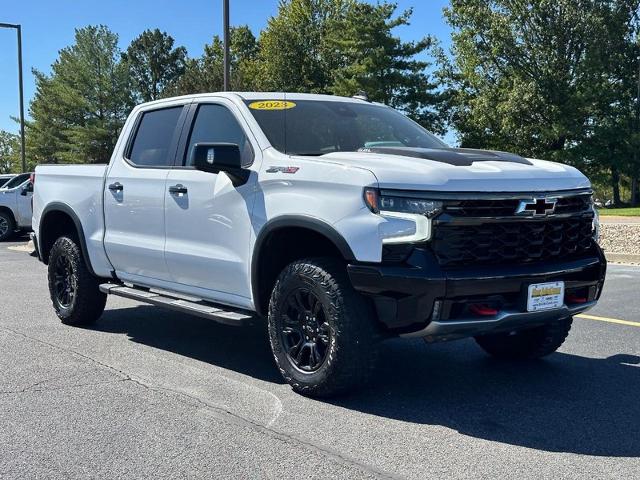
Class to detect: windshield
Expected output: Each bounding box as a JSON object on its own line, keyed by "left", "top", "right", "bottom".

{"left": 1, "top": 173, "right": 30, "bottom": 189}
{"left": 244, "top": 99, "right": 447, "bottom": 156}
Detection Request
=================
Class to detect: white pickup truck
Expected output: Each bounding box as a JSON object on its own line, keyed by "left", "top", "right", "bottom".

{"left": 32, "top": 92, "right": 606, "bottom": 396}
{"left": 0, "top": 173, "right": 33, "bottom": 241}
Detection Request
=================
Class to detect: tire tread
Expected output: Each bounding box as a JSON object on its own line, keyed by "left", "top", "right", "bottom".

{"left": 47, "top": 236, "right": 106, "bottom": 326}
{"left": 268, "top": 257, "right": 379, "bottom": 397}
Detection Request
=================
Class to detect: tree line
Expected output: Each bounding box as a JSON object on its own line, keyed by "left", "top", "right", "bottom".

{"left": 1, "top": 0, "right": 639, "bottom": 205}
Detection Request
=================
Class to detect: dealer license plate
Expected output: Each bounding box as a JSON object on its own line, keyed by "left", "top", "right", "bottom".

{"left": 527, "top": 281, "right": 565, "bottom": 312}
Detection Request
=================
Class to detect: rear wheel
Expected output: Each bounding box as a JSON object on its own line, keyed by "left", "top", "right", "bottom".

{"left": 0, "top": 211, "right": 15, "bottom": 241}
{"left": 475, "top": 317, "right": 573, "bottom": 360}
{"left": 47, "top": 236, "right": 106, "bottom": 326}
{"left": 268, "top": 258, "right": 379, "bottom": 397}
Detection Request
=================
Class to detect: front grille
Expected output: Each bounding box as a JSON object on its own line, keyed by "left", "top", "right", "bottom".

{"left": 432, "top": 215, "right": 594, "bottom": 267}
{"left": 442, "top": 193, "right": 592, "bottom": 217}
{"left": 443, "top": 199, "right": 519, "bottom": 217}
{"left": 554, "top": 194, "right": 592, "bottom": 214}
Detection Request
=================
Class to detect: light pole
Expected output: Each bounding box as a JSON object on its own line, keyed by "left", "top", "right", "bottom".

{"left": 223, "top": 0, "right": 230, "bottom": 91}
{"left": 0, "top": 23, "right": 26, "bottom": 173}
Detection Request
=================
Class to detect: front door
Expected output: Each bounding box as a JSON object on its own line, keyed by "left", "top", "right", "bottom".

{"left": 103, "top": 104, "right": 187, "bottom": 283}
{"left": 164, "top": 101, "right": 258, "bottom": 307}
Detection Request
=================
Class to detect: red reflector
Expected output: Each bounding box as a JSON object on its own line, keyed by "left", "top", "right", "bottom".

{"left": 566, "top": 295, "right": 587, "bottom": 304}
{"left": 469, "top": 304, "right": 498, "bottom": 316}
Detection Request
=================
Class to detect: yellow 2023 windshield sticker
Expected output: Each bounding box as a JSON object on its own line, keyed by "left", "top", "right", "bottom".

{"left": 248, "top": 100, "right": 296, "bottom": 111}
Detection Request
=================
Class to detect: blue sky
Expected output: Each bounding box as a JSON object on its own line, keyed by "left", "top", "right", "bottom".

{"left": 0, "top": 0, "right": 453, "bottom": 134}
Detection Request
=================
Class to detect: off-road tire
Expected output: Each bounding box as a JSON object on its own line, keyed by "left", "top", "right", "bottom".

{"left": 0, "top": 211, "right": 15, "bottom": 242}
{"left": 47, "top": 236, "right": 107, "bottom": 326}
{"left": 268, "top": 258, "right": 379, "bottom": 397}
{"left": 475, "top": 317, "right": 573, "bottom": 360}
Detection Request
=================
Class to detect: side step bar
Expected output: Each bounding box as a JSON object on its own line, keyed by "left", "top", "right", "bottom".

{"left": 99, "top": 283, "right": 256, "bottom": 327}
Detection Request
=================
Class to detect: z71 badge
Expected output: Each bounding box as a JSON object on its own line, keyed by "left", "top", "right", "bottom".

{"left": 266, "top": 166, "right": 300, "bottom": 174}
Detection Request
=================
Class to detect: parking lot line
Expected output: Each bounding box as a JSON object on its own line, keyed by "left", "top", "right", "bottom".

{"left": 577, "top": 314, "right": 640, "bottom": 328}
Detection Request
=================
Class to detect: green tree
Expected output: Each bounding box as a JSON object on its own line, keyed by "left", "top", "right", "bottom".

{"left": 0, "top": 130, "right": 20, "bottom": 173}
{"left": 122, "top": 29, "right": 187, "bottom": 102}
{"left": 167, "top": 26, "right": 259, "bottom": 95}
{"left": 575, "top": 5, "right": 640, "bottom": 204}
{"left": 328, "top": 2, "right": 443, "bottom": 132}
{"left": 257, "top": 0, "right": 443, "bottom": 131}
{"left": 257, "top": 0, "right": 352, "bottom": 93}
{"left": 440, "top": 0, "right": 640, "bottom": 203}
{"left": 29, "top": 25, "right": 132, "bottom": 164}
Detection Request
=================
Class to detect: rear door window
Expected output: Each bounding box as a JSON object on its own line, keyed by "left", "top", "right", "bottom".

{"left": 128, "top": 107, "right": 184, "bottom": 167}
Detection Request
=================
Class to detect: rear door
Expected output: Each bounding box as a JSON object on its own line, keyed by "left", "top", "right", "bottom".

{"left": 15, "top": 180, "right": 33, "bottom": 227}
{"left": 163, "top": 100, "right": 258, "bottom": 305}
{"left": 103, "top": 104, "right": 188, "bottom": 283}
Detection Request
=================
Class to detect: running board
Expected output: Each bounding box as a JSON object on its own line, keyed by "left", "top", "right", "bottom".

{"left": 99, "top": 283, "right": 256, "bottom": 327}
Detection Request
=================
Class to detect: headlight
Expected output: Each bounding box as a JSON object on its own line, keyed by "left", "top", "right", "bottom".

{"left": 592, "top": 208, "right": 600, "bottom": 243}
{"left": 364, "top": 188, "right": 443, "bottom": 244}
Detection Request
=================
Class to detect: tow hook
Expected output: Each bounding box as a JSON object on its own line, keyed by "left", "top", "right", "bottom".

{"left": 566, "top": 294, "right": 588, "bottom": 304}
{"left": 469, "top": 304, "right": 499, "bottom": 316}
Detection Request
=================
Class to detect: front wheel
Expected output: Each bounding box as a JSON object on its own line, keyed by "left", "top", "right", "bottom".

{"left": 0, "top": 211, "right": 15, "bottom": 242}
{"left": 475, "top": 317, "right": 573, "bottom": 360}
{"left": 47, "top": 236, "right": 107, "bottom": 326}
{"left": 268, "top": 258, "right": 379, "bottom": 397}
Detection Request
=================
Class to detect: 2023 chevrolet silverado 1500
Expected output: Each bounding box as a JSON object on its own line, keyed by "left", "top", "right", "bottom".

{"left": 32, "top": 93, "right": 606, "bottom": 396}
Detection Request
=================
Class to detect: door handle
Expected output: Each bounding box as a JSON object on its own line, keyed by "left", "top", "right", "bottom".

{"left": 108, "top": 182, "right": 123, "bottom": 192}
{"left": 169, "top": 184, "right": 188, "bottom": 195}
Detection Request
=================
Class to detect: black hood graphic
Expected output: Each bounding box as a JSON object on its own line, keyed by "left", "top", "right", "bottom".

{"left": 357, "top": 147, "right": 532, "bottom": 167}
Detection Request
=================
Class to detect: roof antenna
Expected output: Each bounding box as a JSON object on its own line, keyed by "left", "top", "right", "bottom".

{"left": 353, "top": 91, "right": 370, "bottom": 102}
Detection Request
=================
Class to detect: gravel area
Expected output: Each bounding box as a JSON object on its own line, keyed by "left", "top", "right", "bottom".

{"left": 600, "top": 224, "right": 640, "bottom": 255}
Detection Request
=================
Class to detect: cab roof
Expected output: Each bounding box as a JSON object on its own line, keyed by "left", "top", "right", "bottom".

{"left": 135, "top": 92, "right": 380, "bottom": 110}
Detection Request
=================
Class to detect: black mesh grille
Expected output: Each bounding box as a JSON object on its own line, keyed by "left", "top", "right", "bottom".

{"left": 554, "top": 194, "right": 592, "bottom": 214}
{"left": 443, "top": 199, "right": 520, "bottom": 217}
{"left": 432, "top": 216, "right": 594, "bottom": 267}
{"left": 442, "top": 194, "right": 592, "bottom": 217}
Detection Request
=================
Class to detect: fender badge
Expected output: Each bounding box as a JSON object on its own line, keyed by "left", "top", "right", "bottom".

{"left": 266, "top": 166, "right": 300, "bottom": 174}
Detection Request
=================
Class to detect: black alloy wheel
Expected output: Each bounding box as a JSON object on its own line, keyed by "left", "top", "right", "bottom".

{"left": 268, "top": 258, "right": 380, "bottom": 397}
{"left": 53, "top": 253, "right": 77, "bottom": 309}
{"left": 279, "top": 288, "right": 331, "bottom": 373}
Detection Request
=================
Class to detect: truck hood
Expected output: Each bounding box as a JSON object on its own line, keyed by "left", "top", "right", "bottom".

{"left": 318, "top": 148, "right": 590, "bottom": 192}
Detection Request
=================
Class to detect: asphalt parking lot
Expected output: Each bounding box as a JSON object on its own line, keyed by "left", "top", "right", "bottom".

{"left": 1, "top": 237, "right": 638, "bottom": 479}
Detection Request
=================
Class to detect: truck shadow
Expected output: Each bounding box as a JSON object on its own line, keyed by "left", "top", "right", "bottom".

{"left": 95, "top": 305, "right": 639, "bottom": 457}
{"left": 339, "top": 338, "right": 640, "bottom": 458}
{"left": 97, "top": 305, "right": 284, "bottom": 384}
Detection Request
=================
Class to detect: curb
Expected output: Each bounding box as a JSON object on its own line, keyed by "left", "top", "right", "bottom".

{"left": 7, "top": 240, "right": 35, "bottom": 254}
{"left": 605, "top": 252, "right": 640, "bottom": 265}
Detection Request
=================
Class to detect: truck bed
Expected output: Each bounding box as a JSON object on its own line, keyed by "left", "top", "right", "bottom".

{"left": 32, "top": 164, "right": 112, "bottom": 276}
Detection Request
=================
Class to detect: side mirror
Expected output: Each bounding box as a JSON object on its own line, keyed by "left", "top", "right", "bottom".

{"left": 191, "top": 143, "right": 250, "bottom": 187}
{"left": 21, "top": 182, "right": 33, "bottom": 196}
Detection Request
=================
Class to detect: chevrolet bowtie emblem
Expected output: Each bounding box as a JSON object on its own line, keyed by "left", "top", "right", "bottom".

{"left": 516, "top": 198, "right": 557, "bottom": 216}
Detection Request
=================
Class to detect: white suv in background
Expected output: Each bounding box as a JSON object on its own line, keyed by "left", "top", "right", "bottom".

{"left": 0, "top": 173, "right": 33, "bottom": 241}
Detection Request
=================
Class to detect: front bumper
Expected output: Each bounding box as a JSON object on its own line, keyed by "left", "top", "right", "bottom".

{"left": 348, "top": 244, "right": 607, "bottom": 340}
